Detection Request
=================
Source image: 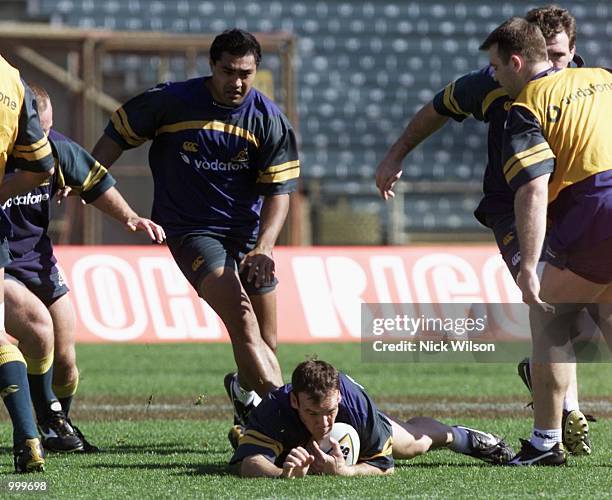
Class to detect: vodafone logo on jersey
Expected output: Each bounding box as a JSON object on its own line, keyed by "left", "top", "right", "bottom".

{"left": 55, "top": 246, "right": 522, "bottom": 344}
{"left": 2, "top": 192, "right": 50, "bottom": 209}
{"left": 193, "top": 158, "right": 249, "bottom": 172}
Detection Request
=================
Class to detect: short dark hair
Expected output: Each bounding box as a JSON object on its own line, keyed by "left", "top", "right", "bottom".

{"left": 479, "top": 17, "right": 548, "bottom": 64}
{"left": 28, "top": 83, "right": 50, "bottom": 112}
{"left": 525, "top": 5, "right": 576, "bottom": 49}
{"left": 291, "top": 359, "right": 339, "bottom": 404}
{"left": 209, "top": 29, "right": 262, "bottom": 66}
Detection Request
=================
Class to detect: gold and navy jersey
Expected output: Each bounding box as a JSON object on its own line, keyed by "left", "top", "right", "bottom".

{"left": 230, "top": 373, "right": 394, "bottom": 471}
{"left": 0, "top": 56, "right": 54, "bottom": 238}
{"left": 3, "top": 129, "right": 115, "bottom": 281}
{"left": 503, "top": 68, "right": 612, "bottom": 203}
{"left": 433, "top": 65, "right": 514, "bottom": 226}
{"left": 104, "top": 77, "right": 300, "bottom": 240}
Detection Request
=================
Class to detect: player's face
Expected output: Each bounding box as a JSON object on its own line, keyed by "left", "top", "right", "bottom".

{"left": 545, "top": 31, "right": 575, "bottom": 69}
{"left": 38, "top": 99, "right": 53, "bottom": 135}
{"left": 488, "top": 44, "right": 523, "bottom": 99}
{"left": 291, "top": 390, "right": 341, "bottom": 441}
{"left": 208, "top": 52, "right": 257, "bottom": 107}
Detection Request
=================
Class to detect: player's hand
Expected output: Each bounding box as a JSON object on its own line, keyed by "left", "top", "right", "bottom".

{"left": 310, "top": 439, "right": 347, "bottom": 476}
{"left": 517, "top": 269, "right": 556, "bottom": 313}
{"left": 125, "top": 216, "right": 166, "bottom": 243}
{"left": 239, "top": 246, "right": 275, "bottom": 288}
{"left": 56, "top": 185, "right": 72, "bottom": 204}
{"left": 55, "top": 186, "right": 86, "bottom": 205}
{"left": 375, "top": 157, "right": 403, "bottom": 201}
{"left": 517, "top": 268, "right": 542, "bottom": 305}
{"left": 281, "top": 446, "right": 314, "bottom": 478}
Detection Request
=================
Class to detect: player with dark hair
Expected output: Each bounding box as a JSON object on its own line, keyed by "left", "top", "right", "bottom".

{"left": 3, "top": 84, "right": 165, "bottom": 453}
{"left": 0, "top": 55, "right": 54, "bottom": 473}
{"left": 481, "top": 16, "right": 612, "bottom": 465}
{"left": 91, "top": 28, "right": 299, "bottom": 427}
{"left": 375, "top": 5, "right": 594, "bottom": 456}
{"left": 231, "top": 359, "right": 514, "bottom": 477}
{"left": 525, "top": 3, "right": 577, "bottom": 63}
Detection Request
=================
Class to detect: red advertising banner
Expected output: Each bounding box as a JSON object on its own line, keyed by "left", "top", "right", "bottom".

{"left": 53, "top": 245, "right": 520, "bottom": 343}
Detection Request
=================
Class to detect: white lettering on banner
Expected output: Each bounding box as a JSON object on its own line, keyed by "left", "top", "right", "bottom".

{"left": 412, "top": 254, "right": 483, "bottom": 323}
{"left": 369, "top": 256, "right": 414, "bottom": 302}
{"left": 292, "top": 257, "right": 343, "bottom": 338}
{"left": 92, "top": 267, "right": 127, "bottom": 327}
{"left": 367, "top": 256, "right": 418, "bottom": 329}
{"left": 482, "top": 255, "right": 520, "bottom": 303}
{"left": 72, "top": 255, "right": 147, "bottom": 341}
{"left": 413, "top": 254, "right": 484, "bottom": 303}
{"left": 138, "top": 257, "right": 222, "bottom": 340}
{"left": 325, "top": 257, "right": 367, "bottom": 338}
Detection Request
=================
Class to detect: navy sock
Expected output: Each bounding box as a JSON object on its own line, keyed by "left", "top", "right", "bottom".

{"left": 0, "top": 346, "right": 39, "bottom": 446}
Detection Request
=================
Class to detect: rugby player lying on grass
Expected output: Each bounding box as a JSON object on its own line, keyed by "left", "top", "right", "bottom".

{"left": 230, "top": 359, "right": 513, "bottom": 477}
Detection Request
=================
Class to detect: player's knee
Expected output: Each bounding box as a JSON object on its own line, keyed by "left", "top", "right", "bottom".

{"left": 53, "top": 361, "right": 78, "bottom": 386}
{"left": 53, "top": 348, "right": 77, "bottom": 378}
{"left": 199, "top": 267, "right": 242, "bottom": 298}
{"left": 18, "top": 309, "right": 54, "bottom": 355}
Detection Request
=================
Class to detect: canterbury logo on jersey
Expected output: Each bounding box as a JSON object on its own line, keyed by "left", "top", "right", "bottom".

{"left": 2, "top": 192, "right": 50, "bottom": 209}
{"left": 193, "top": 158, "right": 250, "bottom": 172}
{"left": 192, "top": 255, "right": 205, "bottom": 271}
{"left": 183, "top": 141, "right": 198, "bottom": 153}
{"left": 231, "top": 148, "right": 249, "bottom": 162}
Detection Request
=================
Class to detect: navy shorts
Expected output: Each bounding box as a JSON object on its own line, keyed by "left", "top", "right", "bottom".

{"left": 166, "top": 232, "right": 278, "bottom": 296}
{"left": 4, "top": 268, "right": 69, "bottom": 307}
{"left": 488, "top": 213, "right": 548, "bottom": 281}
{"left": 0, "top": 238, "right": 11, "bottom": 268}
{"left": 544, "top": 236, "right": 612, "bottom": 285}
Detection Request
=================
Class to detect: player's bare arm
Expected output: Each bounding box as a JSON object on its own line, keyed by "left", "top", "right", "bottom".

{"left": 0, "top": 169, "right": 54, "bottom": 203}
{"left": 309, "top": 439, "right": 393, "bottom": 477}
{"left": 239, "top": 453, "right": 285, "bottom": 478}
{"left": 90, "top": 187, "right": 166, "bottom": 243}
{"left": 91, "top": 133, "right": 124, "bottom": 169}
{"left": 375, "top": 101, "right": 449, "bottom": 200}
{"left": 514, "top": 174, "right": 550, "bottom": 304}
{"left": 239, "top": 193, "right": 290, "bottom": 288}
{"left": 239, "top": 448, "right": 314, "bottom": 478}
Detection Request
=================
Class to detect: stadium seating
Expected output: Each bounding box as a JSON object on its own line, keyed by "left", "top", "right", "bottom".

{"left": 26, "top": 0, "right": 612, "bottom": 238}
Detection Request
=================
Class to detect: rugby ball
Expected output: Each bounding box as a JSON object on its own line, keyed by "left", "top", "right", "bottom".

{"left": 318, "top": 422, "right": 360, "bottom": 466}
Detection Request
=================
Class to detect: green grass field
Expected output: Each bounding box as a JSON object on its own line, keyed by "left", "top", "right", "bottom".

{"left": 1, "top": 343, "right": 610, "bottom": 498}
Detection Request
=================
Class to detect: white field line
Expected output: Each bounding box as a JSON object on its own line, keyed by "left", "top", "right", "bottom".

{"left": 76, "top": 400, "right": 612, "bottom": 414}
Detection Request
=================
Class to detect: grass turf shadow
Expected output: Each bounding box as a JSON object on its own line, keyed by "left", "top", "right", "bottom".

{"left": 82, "top": 462, "right": 233, "bottom": 476}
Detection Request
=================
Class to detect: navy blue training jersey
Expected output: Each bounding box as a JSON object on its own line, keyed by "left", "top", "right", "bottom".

{"left": 3, "top": 129, "right": 115, "bottom": 280}
{"left": 433, "top": 57, "right": 585, "bottom": 228}
{"left": 231, "top": 373, "right": 394, "bottom": 471}
{"left": 104, "top": 77, "right": 300, "bottom": 240}
{"left": 433, "top": 65, "right": 513, "bottom": 226}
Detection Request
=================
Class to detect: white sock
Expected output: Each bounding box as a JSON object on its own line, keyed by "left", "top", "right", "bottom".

{"left": 449, "top": 426, "right": 470, "bottom": 454}
{"left": 563, "top": 398, "right": 579, "bottom": 412}
{"left": 232, "top": 378, "right": 262, "bottom": 407}
{"left": 531, "top": 428, "right": 561, "bottom": 451}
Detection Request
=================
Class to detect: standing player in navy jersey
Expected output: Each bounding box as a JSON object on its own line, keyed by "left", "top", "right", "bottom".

{"left": 481, "top": 17, "right": 612, "bottom": 465}
{"left": 231, "top": 359, "right": 513, "bottom": 477}
{"left": 91, "top": 29, "right": 299, "bottom": 427}
{"left": 0, "top": 56, "right": 55, "bottom": 472}
{"left": 3, "top": 84, "right": 165, "bottom": 453}
{"left": 375, "top": 6, "right": 593, "bottom": 456}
